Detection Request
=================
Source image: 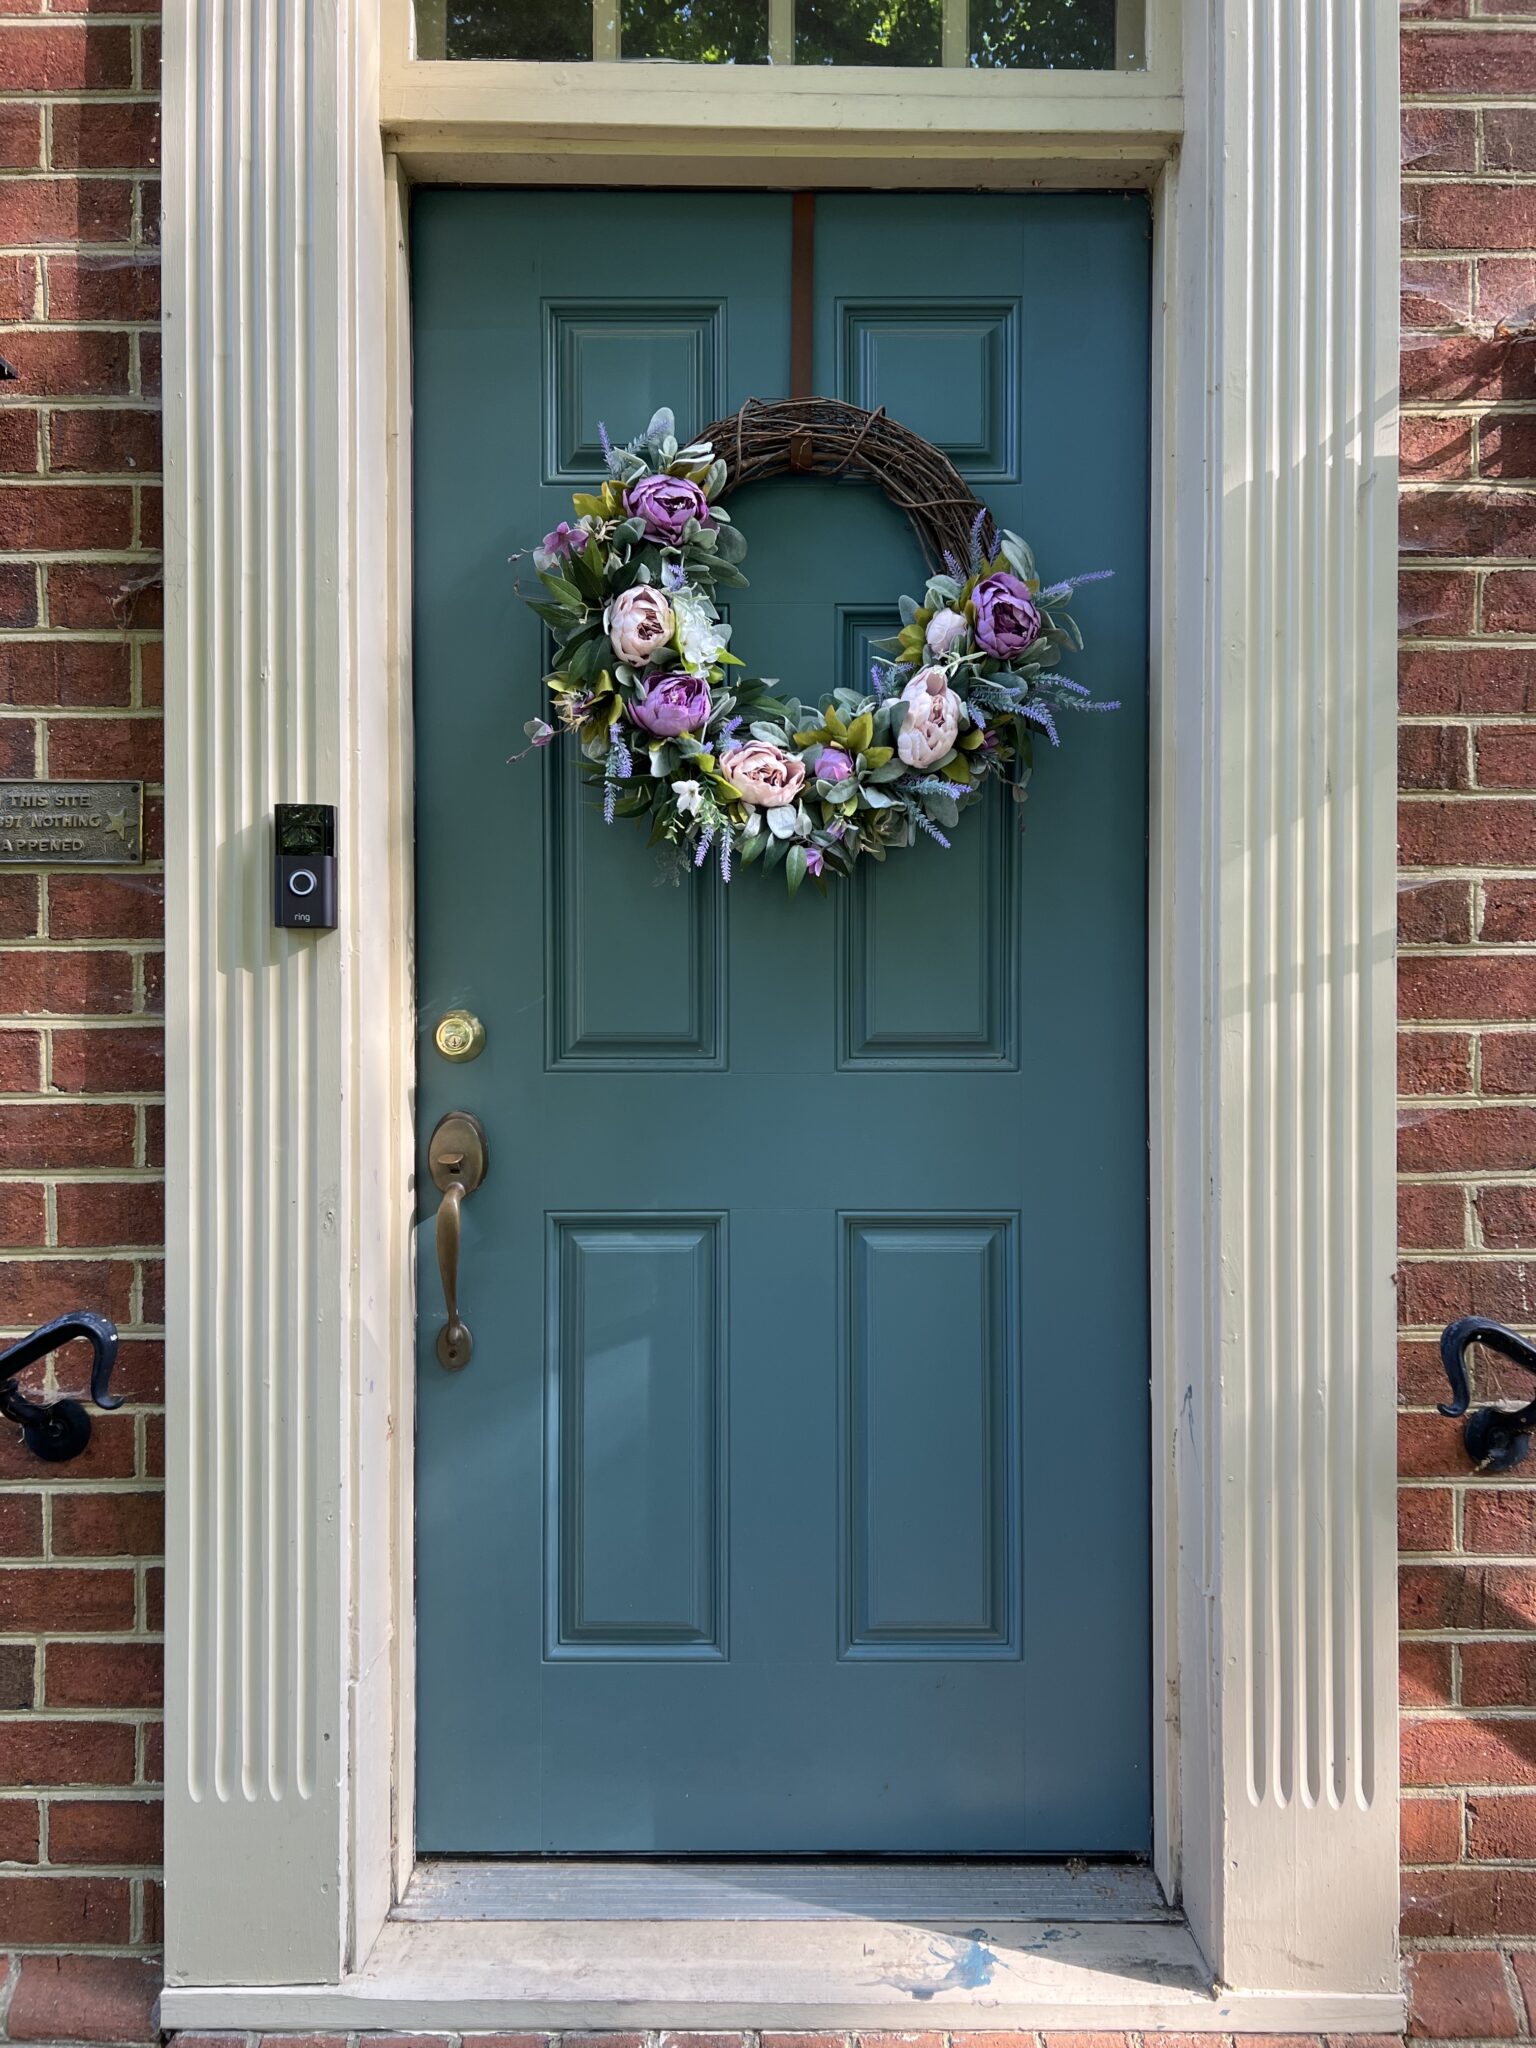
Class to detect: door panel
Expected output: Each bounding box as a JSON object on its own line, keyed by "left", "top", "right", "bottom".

{"left": 412, "top": 188, "right": 1151, "bottom": 1854}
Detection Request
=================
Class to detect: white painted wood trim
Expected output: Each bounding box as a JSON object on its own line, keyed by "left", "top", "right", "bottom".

{"left": 161, "top": 0, "right": 399, "bottom": 1988}
{"left": 161, "top": 0, "right": 1401, "bottom": 2019}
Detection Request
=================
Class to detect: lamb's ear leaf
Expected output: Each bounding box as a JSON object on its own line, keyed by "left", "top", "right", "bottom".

{"left": 646, "top": 406, "right": 676, "bottom": 443}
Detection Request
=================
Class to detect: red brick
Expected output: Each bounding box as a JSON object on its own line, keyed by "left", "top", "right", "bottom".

{"left": 46, "top": 559, "right": 161, "bottom": 629}
{"left": 1403, "top": 487, "right": 1536, "bottom": 558}
{"left": 1399, "top": 567, "right": 1477, "bottom": 636}
{"left": 1402, "top": 1638, "right": 1455, "bottom": 1707}
{"left": 0, "top": 1873, "right": 131, "bottom": 1943}
{"left": 1400, "top": 954, "right": 1536, "bottom": 1020}
{"left": 1480, "top": 256, "right": 1536, "bottom": 328}
{"left": 1479, "top": 414, "right": 1536, "bottom": 480}
{"left": 0, "top": 560, "right": 37, "bottom": 624}
{"left": 0, "top": 637, "right": 130, "bottom": 706}
{"left": 0, "top": 1023, "right": 40, "bottom": 1087}
{"left": 0, "top": 1641, "right": 33, "bottom": 1708}
{"left": 0, "top": 251, "right": 39, "bottom": 320}
{"left": 0, "top": 1180, "right": 47, "bottom": 1244}
{"left": 0, "top": 482, "right": 131, "bottom": 552}
{"left": 54, "top": 1179, "right": 162, "bottom": 1247}
{"left": 1401, "top": 721, "right": 1471, "bottom": 788}
{"left": 44, "top": 1640, "right": 161, "bottom": 1709}
{"left": 51, "top": 1489, "right": 162, "bottom": 1557}
{"left": 1404, "top": 257, "right": 1473, "bottom": 331}
{"left": 1400, "top": 1027, "right": 1472, "bottom": 1094}
{"left": 1399, "top": 1255, "right": 1536, "bottom": 1325}
{"left": 51, "top": 1024, "right": 162, "bottom": 1093}
{"left": 1400, "top": 1180, "right": 1466, "bottom": 1249}
{"left": 1400, "top": 1105, "right": 1536, "bottom": 1173}
{"left": 1466, "top": 1490, "right": 1536, "bottom": 1555}
{"left": 1401, "top": 413, "right": 1475, "bottom": 480}
{"left": 48, "top": 406, "right": 159, "bottom": 476}
{"left": 1403, "top": 103, "right": 1478, "bottom": 173}
{"left": 1402, "top": 1562, "right": 1536, "bottom": 1631}
{"left": 1403, "top": 1792, "right": 1463, "bottom": 1865}
{"left": 1482, "top": 881, "right": 1536, "bottom": 944}
{"left": 49, "top": 100, "right": 159, "bottom": 172}
{"left": 1478, "top": 725, "right": 1536, "bottom": 787}
{"left": 1483, "top": 1030, "right": 1536, "bottom": 1093}
{"left": 0, "top": 178, "right": 131, "bottom": 252}
{"left": 47, "top": 252, "right": 159, "bottom": 322}
{"left": 0, "top": 102, "right": 40, "bottom": 173}
{"left": 5, "top": 1954, "right": 158, "bottom": 2043}
{"left": 47, "top": 1798, "right": 161, "bottom": 1866}
{"left": 0, "top": 1565, "right": 134, "bottom": 1631}
{"left": 1462, "top": 1638, "right": 1536, "bottom": 1707}
{"left": 0, "top": 1101, "right": 133, "bottom": 1168}
{"left": 0, "top": 947, "right": 133, "bottom": 1015}
{"left": 1401, "top": 1486, "right": 1456, "bottom": 1553}
{"left": 1403, "top": 335, "right": 1536, "bottom": 403}
{"left": 1487, "top": 567, "right": 1536, "bottom": 631}
{"left": 1406, "top": 1947, "right": 1520, "bottom": 2038}
{"left": 0, "top": 1720, "right": 133, "bottom": 1785}
{"left": 0, "top": 406, "right": 39, "bottom": 472}
{"left": 140, "top": 1720, "right": 161, "bottom": 1782}
{"left": 43, "top": 713, "right": 159, "bottom": 780}
{"left": 0, "top": 1491, "right": 42, "bottom": 1553}
{"left": 1403, "top": 1863, "right": 1536, "bottom": 1936}
{"left": 1478, "top": 1185, "right": 1536, "bottom": 1249}
{"left": 0, "top": 22, "right": 131, "bottom": 88}
{"left": 1468, "top": 1790, "right": 1536, "bottom": 1859}
{"left": 0, "top": 1250, "right": 132, "bottom": 1324}
{"left": 1401, "top": 1410, "right": 1476, "bottom": 1481}
{"left": 0, "top": 323, "right": 129, "bottom": 394}
{"left": 0, "top": 1408, "right": 133, "bottom": 1481}
{"left": 48, "top": 874, "right": 163, "bottom": 940}
{"left": 0, "top": 1797, "right": 40, "bottom": 1863}
{"left": 1403, "top": 30, "right": 1536, "bottom": 95}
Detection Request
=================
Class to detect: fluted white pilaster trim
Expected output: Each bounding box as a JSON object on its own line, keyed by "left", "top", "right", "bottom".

{"left": 1163, "top": 0, "right": 1400, "bottom": 1996}
{"left": 162, "top": 0, "right": 398, "bottom": 1987}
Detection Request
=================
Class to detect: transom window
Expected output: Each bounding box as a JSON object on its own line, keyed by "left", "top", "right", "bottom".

{"left": 413, "top": 0, "right": 1146, "bottom": 68}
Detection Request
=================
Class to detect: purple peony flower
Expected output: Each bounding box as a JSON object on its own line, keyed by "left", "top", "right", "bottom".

{"left": 625, "top": 473, "right": 714, "bottom": 544}
{"left": 629, "top": 672, "right": 711, "bottom": 737}
{"left": 804, "top": 846, "right": 824, "bottom": 877}
{"left": 817, "top": 747, "right": 854, "bottom": 783}
{"left": 541, "top": 520, "right": 585, "bottom": 558}
{"left": 972, "top": 572, "right": 1042, "bottom": 659}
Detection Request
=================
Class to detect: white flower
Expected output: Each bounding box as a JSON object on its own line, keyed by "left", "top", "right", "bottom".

{"left": 672, "top": 586, "right": 731, "bottom": 675}
{"left": 925, "top": 607, "right": 968, "bottom": 657}
{"left": 671, "top": 778, "right": 705, "bottom": 817}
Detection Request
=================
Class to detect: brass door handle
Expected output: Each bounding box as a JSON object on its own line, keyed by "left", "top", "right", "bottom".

{"left": 428, "top": 1111, "right": 488, "bottom": 1371}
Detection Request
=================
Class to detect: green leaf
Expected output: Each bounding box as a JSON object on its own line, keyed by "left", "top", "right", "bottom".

{"left": 846, "top": 712, "right": 874, "bottom": 754}
{"left": 786, "top": 844, "right": 809, "bottom": 897}
{"left": 766, "top": 804, "right": 797, "bottom": 840}
{"left": 740, "top": 826, "right": 766, "bottom": 864}
{"left": 538, "top": 570, "right": 585, "bottom": 609}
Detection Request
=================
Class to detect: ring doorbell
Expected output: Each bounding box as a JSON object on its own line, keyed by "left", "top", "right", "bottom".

{"left": 273, "top": 804, "right": 337, "bottom": 930}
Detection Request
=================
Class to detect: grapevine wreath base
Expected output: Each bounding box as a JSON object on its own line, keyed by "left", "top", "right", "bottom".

{"left": 518, "top": 400, "right": 1115, "bottom": 896}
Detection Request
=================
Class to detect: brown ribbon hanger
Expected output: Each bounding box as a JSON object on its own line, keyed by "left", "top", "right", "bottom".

{"left": 789, "top": 192, "right": 815, "bottom": 468}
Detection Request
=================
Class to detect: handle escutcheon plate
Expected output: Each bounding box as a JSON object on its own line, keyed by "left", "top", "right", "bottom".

{"left": 428, "top": 1111, "right": 488, "bottom": 1371}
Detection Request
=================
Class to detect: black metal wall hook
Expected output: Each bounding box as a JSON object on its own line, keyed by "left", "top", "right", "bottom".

{"left": 1439, "top": 1316, "right": 1536, "bottom": 1473}
{"left": 0, "top": 1311, "right": 121, "bottom": 1463}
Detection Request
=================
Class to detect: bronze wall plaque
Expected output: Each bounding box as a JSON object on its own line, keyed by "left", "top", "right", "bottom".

{"left": 0, "top": 781, "right": 144, "bottom": 866}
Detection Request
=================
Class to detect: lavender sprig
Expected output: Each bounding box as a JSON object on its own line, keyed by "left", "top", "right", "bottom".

{"left": 1020, "top": 701, "right": 1060, "bottom": 746}
{"left": 693, "top": 826, "right": 716, "bottom": 868}
{"left": 967, "top": 504, "right": 989, "bottom": 576}
{"left": 1039, "top": 568, "right": 1114, "bottom": 602}
{"left": 910, "top": 807, "right": 952, "bottom": 849}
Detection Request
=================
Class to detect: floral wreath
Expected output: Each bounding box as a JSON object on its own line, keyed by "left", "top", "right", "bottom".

{"left": 518, "top": 405, "right": 1115, "bottom": 896}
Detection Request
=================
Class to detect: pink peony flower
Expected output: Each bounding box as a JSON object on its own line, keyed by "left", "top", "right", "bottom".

{"left": 925, "top": 607, "right": 969, "bottom": 656}
{"left": 972, "top": 572, "right": 1042, "bottom": 659}
{"left": 625, "top": 473, "right": 714, "bottom": 544}
{"left": 896, "top": 667, "right": 963, "bottom": 770}
{"left": 629, "top": 673, "right": 711, "bottom": 737}
{"left": 606, "top": 583, "right": 674, "bottom": 666}
{"left": 721, "top": 741, "right": 806, "bottom": 808}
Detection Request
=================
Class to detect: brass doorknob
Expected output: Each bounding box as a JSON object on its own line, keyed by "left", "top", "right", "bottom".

{"left": 427, "top": 1111, "right": 488, "bottom": 1370}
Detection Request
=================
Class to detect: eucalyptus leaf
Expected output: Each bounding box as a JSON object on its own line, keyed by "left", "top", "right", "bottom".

{"left": 766, "top": 804, "right": 798, "bottom": 840}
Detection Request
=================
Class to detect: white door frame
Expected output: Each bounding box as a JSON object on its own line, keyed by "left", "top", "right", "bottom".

{"left": 159, "top": 0, "right": 1403, "bottom": 2027}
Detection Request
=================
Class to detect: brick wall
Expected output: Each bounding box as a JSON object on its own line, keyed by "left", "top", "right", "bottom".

{"left": 0, "top": 1, "right": 164, "bottom": 2043}
{"left": 1, "top": 6, "right": 1535, "bottom": 2048}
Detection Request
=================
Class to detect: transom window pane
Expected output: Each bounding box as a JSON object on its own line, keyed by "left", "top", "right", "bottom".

{"left": 415, "top": 0, "right": 1144, "bottom": 68}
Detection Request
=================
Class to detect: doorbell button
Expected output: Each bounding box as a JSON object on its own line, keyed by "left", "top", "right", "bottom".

{"left": 288, "top": 868, "right": 317, "bottom": 898}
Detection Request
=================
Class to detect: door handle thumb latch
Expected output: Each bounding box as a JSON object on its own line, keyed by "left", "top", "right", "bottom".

{"left": 428, "top": 1111, "right": 489, "bottom": 1371}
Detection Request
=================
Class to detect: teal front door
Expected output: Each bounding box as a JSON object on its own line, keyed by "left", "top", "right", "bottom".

{"left": 412, "top": 189, "right": 1151, "bottom": 1854}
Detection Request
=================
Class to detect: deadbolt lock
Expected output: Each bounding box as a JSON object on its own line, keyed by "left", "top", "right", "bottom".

{"left": 434, "top": 1009, "right": 486, "bottom": 1063}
